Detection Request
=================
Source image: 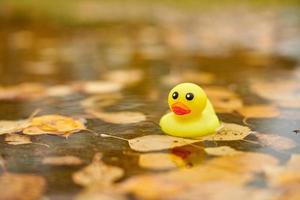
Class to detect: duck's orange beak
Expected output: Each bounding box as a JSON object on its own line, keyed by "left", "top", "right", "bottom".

{"left": 171, "top": 102, "right": 191, "bottom": 115}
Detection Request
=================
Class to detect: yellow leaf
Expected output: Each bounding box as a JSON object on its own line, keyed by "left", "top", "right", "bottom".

{"left": 0, "top": 119, "right": 30, "bottom": 135}
{"left": 139, "top": 153, "right": 185, "bottom": 170}
{"left": 23, "top": 115, "right": 86, "bottom": 137}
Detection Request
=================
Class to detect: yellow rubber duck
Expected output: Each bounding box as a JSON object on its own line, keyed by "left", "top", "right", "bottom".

{"left": 160, "top": 83, "right": 221, "bottom": 138}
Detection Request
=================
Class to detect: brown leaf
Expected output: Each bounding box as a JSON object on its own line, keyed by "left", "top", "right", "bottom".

{"left": 23, "top": 115, "right": 86, "bottom": 137}
{"left": 42, "top": 156, "right": 83, "bottom": 166}
{"left": 4, "top": 133, "right": 32, "bottom": 145}
{"left": 87, "top": 109, "right": 146, "bottom": 124}
{"left": 202, "top": 123, "right": 252, "bottom": 141}
{"left": 254, "top": 132, "right": 296, "bottom": 151}
{"left": 237, "top": 105, "right": 280, "bottom": 118}
{"left": 73, "top": 153, "right": 124, "bottom": 187}
{"left": 0, "top": 173, "right": 46, "bottom": 200}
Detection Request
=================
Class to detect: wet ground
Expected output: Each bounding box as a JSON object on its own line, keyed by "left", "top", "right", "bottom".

{"left": 0, "top": 3, "right": 300, "bottom": 199}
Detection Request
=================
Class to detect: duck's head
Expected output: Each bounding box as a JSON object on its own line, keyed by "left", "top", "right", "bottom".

{"left": 168, "top": 83, "right": 207, "bottom": 118}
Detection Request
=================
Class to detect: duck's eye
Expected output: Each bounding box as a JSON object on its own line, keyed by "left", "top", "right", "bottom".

{"left": 172, "top": 92, "right": 179, "bottom": 99}
{"left": 186, "top": 93, "right": 194, "bottom": 100}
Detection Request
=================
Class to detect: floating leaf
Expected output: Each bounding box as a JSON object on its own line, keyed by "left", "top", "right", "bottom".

{"left": 254, "top": 132, "right": 296, "bottom": 151}
{"left": 102, "top": 123, "right": 251, "bottom": 152}
{"left": 202, "top": 123, "right": 251, "bottom": 141}
{"left": 139, "top": 153, "right": 185, "bottom": 170}
{"left": 87, "top": 109, "right": 146, "bottom": 124}
{"left": 42, "top": 156, "right": 83, "bottom": 166}
{"left": 0, "top": 173, "right": 46, "bottom": 200}
{"left": 4, "top": 133, "right": 32, "bottom": 145}
{"left": 204, "top": 146, "right": 240, "bottom": 156}
{"left": 73, "top": 153, "right": 124, "bottom": 187}
{"left": 23, "top": 115, "right": 86, "bottom": 137}
{"left": 237, "top": 105, "right": 280, "bottom": 118}
{"left": 128, "top": 135, "right": 202, "bottom": 152}
{"left": 0, "top": 119, "right": 30, "bottom": 135}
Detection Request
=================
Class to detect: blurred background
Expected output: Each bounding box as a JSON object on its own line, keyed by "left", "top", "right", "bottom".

{"left": 0, "top": 0, "right": 299, "bottom": 84}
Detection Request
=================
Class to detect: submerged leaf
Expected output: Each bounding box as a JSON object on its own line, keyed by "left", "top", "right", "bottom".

{"left": 5, "top": 134, "right": 32, "bottom": 145}
{"left": 87, "top": 109, "right": 146, "bottom": 124}
{"left": 42, "top": 156, "right": 83, "bottom": 166}
{"left": 139, "top": 153, "right": 185, "bottom": 170}
{"left": 73, "top": 153, "right": 124, "bottom": 187}
{"left": 204, "top": 146, "right": 240, "bottom": 156}
{"left": 254, "top": 132, "right": 296, "bottom": 151}
{"left": 0, "top": 173, "right": 46, "bottom": 200}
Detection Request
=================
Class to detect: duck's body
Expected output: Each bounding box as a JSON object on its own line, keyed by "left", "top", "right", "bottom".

{"left": 160, "top": 83, "right": 221, "bottom": 138}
